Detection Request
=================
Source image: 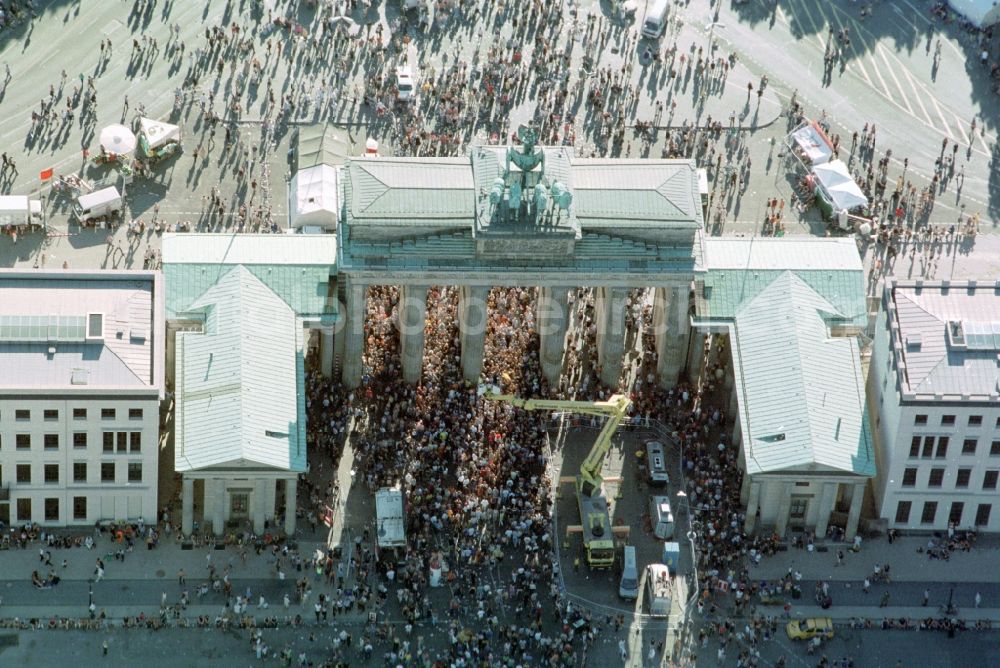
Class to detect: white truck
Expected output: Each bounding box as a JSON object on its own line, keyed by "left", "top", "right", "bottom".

{"left": 0, "top": 195, "right": 43, "bottom": 227}
{"left": 74, "top": 186, "right": 123, "bottom": 224}
{"left": 375, "top": 485, "right": 406, "bottom": 551}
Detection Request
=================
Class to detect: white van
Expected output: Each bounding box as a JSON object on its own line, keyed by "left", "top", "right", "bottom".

{"left": 645, "top": 563, "right": 673, "bottom": 618}
{"left": 618, "top": 545, "right": 639, "bottom": 600}
{"left": 74, "top": 186, "right": 123, "bottom": 223}
{"left": 641, "top": 0, "right": 670, "bottom": 39}
{"left": 649, "top": 496, "right": 675, "bottom": 540}
{"left": 645, "top": 441, "right": 669, "bottom": 487}
{"left": 0, "top": 195, "right": 42, "bottom": 227}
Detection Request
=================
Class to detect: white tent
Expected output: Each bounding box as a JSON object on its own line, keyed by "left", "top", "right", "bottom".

{"left": 812, "top": 160, "right": 868, "bottom": 212}
{"left": 138, "top": 117, "right": 181, "bottom": 150}
{"left": 947, "top": 0, "right": 1000, "bottom": 28}
{"left": 790, "top": 122, "right": 833, "bottom": 165}
{"left": 99, "top": 124, "right": 137, "bottom": 155}
{"left": 289, "top": 164, "right": 339, "bottom": 230}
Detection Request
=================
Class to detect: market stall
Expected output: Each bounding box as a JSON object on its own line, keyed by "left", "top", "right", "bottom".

{"left": 787, "top": 120, "right": 834, "bottom": 166}
{"left": 810, "top": 159, "right": 868, "bottom": 227}
{"left": 138, "top": 117, "right": 182, "bottom": 161}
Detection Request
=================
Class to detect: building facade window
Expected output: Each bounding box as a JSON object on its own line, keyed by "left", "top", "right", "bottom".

{"left": 101, "top": 408, "right": 115, "bottom": 420}
{"left": 914, "top": 414, "right": 928, "bottom": 426}
{"left": 16, "top": 464, "right": 30, "bottom": 483}
{"left": 73, "top": 496, "right": 87, "bottom": 521}
{"left": 44, "top": 464, "right": 58, "bottom": 484}
{"left": 969, "top": 415, "right": 983, "bottom": 427}
{"left": 117, "top": 432, "right": 127, "bottom": 453}
{"left": 928, "top": 468, "right": 945, "bottom": 487}
{"left": 984, "top": 470, "right": 999, "bottom": 491}
{"left": 910, "top": 436, "right": 921, "bottom": 458}
{"left": 101, "top": 463, "right": 115, "bottom": 483}
{"left": 43, "top": 409, "right": 58, "bottom": 421}
{"left": 949, "top": 502, "right": 965, "bottom": 525}
{"left": 976, "top": 504, "right": 992, "bottom": 527}
{"left": 73, "top": 432, "right": 87, "bottom": 449}
{"left": 44, "top": 498, "right": 58, "bottom": 522}
{"left": 102, "top": 432, "right": 113, "bottom": 453}
{"left": 935, "top": 437, "right": 949, "bottom": 458}
{"left": 964, "top": 439, "right": 979, "bottom": 455}
{"left": 922, "top": 436, "right": 935, "bottom": 458}
{"left": 73, "top": 462, "right": 87, "bottom": 483}
{"left": 127, "top": 462, "right": 142, "bottom": 483}
{"left": 16, "top": 498, "right": 31, "bottom": 522}
{"left": 991, "top": 440, "right": 1000, "bottom": 456}
{"left": 15, "top": 434, "right": 29, "bottom": 450}
{"left": 129, "top": 432, "right": 141, "bottom": 453}
{"left": 941, "top": 415, "right": 956, "bottom": 426}
{"left": 957, "top": 468, "right": 972, "bottom": 488}
{"left": 73, "top": 408, "right": 87, "bottom": 420}
{"left": 43, "top": 434, "right": 58, "bottom": 450}
{"left": 15, "top": 409, "right": 29, "bottom": 421}
{"left": 921, "top": 501, "right": 938, "bottom": 524}
{"left": 902, "top": 468, "right": 917, "bottom": 487}
{"left": 895, "top": 501, "right": 912, "bottom": 524}
{"left": 129, "top": 408, "right": 143, "bottom": 420}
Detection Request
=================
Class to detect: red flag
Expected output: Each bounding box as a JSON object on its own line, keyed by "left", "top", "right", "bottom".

{"left": 39, "top": 168, "right": 53, "bottom": 180}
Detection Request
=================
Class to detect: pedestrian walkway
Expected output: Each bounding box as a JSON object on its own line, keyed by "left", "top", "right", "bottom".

{"left": 752, "top": 534, "right": 1000, "bottom": 583}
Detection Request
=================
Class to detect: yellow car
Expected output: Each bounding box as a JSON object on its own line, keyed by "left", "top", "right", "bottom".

{"left": 785, "top": 617, "right": 835, "bottom": 640}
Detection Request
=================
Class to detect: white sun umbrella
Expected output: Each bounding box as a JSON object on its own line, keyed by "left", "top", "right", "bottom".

{"left": 100, "top": 124, "right": 137, "bottom": 155}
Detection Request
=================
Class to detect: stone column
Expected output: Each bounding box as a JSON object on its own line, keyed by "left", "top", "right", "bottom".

{"left": 845, "top": 481, "right": 867, "bottom": 541}
{"left": 594, "top": 286, "right": 630, "bottom": 387}
{"left": 774, "top": 482, "right": 793, "bottom": 538}
{"left": 340, "top": 282, "right": 367, "bottom": 388}
{"left": 459, "top": 285, "right": 490, "bottom": 382}
{"left": 537, "top": 286, "right": 570, "bottom": 385}
{"left": 181, "top": 477, "right": 194, "bottom": 536}
{"left": 212, "top": 479, "right": 225, "bottom": 537}
{"left": 284, "top": 478, "right": 297, "bottom": 535}
{"left": 253, "top": 478, "right": 267, "bottom": 535}
{"left": 398, "top": 284, "right": 429, "bottom": 384}
{"left": 814, "top": 482, "right": 839, "bottom": 539}
{"left": 653, "top": 285, "right": 691, "bottom": 387}
{"left": 320, "top": 328, "right": 335, "bottom": 378}
{"left": 687, "top": 331, "right": 707, "bottom": 384}
{"left": 744, "top": 481, "right": 762, "bottom": 533}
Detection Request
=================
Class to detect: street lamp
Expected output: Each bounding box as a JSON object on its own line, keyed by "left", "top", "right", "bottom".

{"left": 706, "top": 22, "right": 726, "bottom": 55}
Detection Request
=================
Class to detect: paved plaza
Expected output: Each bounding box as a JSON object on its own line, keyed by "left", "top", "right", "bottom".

{"left": 0, "top": 0, "right": 999, "bottom": 667}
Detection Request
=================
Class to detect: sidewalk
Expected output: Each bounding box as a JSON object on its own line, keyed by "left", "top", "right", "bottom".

{"left": 784, "top": 604, "right": 1000, "bottom": 625}
{"left": 751, "top": 534, "right": 1000, "bottom": 583}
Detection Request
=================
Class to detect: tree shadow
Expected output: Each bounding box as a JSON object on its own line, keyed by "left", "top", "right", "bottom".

{"left": 727, "top": 0, "right": 1000, "bottom": 219}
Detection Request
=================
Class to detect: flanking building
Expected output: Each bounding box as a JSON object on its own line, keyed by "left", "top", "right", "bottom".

{"left": 870, "top": 279, "right": 1000, "bottom": 532}
{"left": 0, "top": 270, "right": 164, "bottom": 527}
{"left": 691, "top": 238, "right": 875, "bottom": 540}
{"left": 163, "top": 234, "right": 337, "bottom": 536}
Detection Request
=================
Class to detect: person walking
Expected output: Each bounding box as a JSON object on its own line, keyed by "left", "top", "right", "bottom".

{"left": 923, "top": 589, "right": 930, "bottom": 606}
{"left": 178, "top": 569, "right": 185, "bottom": 586}
{"left": 102, "top": 640, "right": 108, "bottom": 656}
{"left": 880, "top": 591, "right": 890, "bottom": 608}
{"left": 975, "top": 592, "right": 982, "bottom": 608}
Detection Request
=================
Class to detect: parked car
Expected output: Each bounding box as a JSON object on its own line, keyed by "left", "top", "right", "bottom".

{"left": 786, "top": 617, "right": 834, "bottom": 640}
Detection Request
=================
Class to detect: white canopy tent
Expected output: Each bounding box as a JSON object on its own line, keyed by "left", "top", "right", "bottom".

{"left": 812, "top": 160, "right": 868, "bottom": 212}
{"left": 289, "top": 164, "right": 339, "bottom": 230}
{"left": 947, "top": 0, "right": 1000, "bottom": 28}
{"left": 99, "top": 124, "right": 137, "bottom": 155}
{"left": 790, "top": 122, "right": 834, "bottom": 165}
{"left": 138, "top": 117, "right": 181, "bottom": 150}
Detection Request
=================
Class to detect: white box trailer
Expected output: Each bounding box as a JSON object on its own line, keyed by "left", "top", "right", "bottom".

{"left": 0, "top": 195, "right": 43, "bottom": 227}
{"left": 375, "top": 486, "right": 406, "bottom": 550}
{"left": 74, "top": 186, "right": 123, "bottom": 223}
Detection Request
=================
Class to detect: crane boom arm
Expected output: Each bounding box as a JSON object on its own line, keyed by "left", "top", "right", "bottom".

{"left": 484, "top": 391, "right": 632, "bottom": 496}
